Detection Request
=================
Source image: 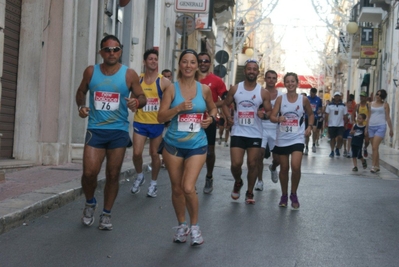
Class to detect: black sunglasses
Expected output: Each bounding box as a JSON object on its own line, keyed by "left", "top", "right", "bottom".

{"left": 199, "top": 59, "right": 211, "bottom": 64}
{"left": 101, "top": 46, "right": 121, "bottom": 53}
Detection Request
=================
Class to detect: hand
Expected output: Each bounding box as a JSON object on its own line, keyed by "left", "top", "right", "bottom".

{"left": 389, "top": 129, "right": 393, "bottom": 137}
{"left": 305, "top": 127, "right": 312, "bottom": 137}
{"left": 278, "top": 116, "right": 286, "bottom": 123}
{"left": 180, "top": 100, "right": 193, "bottom": 111}
{"left": 78, "top": 106, "right": 90, "bottom": 118}
{"left": 125, "top": 97, "right": 139, "bottom": 112}
{"left": 201, "top": 116, "right": 213, "bottom": 129}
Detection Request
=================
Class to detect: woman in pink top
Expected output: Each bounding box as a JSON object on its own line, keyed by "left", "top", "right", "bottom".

{"left": 367, "top": 89, "right": 393, "bottom": 173}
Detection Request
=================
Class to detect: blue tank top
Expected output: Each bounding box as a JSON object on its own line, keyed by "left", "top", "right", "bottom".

{"left": 164, "top": 81, "right": 207, "bottom": 149}
{"left": 88, "top": 64, "right": 130, "bottom": 132}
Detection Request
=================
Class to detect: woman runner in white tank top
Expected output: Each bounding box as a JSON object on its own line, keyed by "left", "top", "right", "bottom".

{"left": 270, "top": 72, "right": 314, "bottom": 209}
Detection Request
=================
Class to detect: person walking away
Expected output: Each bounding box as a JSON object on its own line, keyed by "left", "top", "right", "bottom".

{"left": 130, "top": 49, "right": 171, "bottom": 197}
{"left": 198, "top": 52, "right": 228, "bottom": 194}
{"left": 350, "top": 113, "right": 368, "bottom": 171}
{"left": 222, "top": 59, "right": 271, "bottom": 204}
{"left": 343, "top": 94, "right": 356, "bottom": 157}
{"left": 367, "top": 89, "right": 393, "bottom": 173}
{"left": 304, "top": 87, "right": 323, "bottom": 154}
{"left": 270, "top": 72, "right": 314, "bottom": 209}
{"left": 158, "top": 49, "right": 217, "bottom": 245}
{"left": 255, "top": 70, "right": 281, "bottom": 191}
{"left": 353, "top": 91, "right": 370, "bottom": 158}
{"left": 76, "top": 35, "right": 146, "bottom": 230}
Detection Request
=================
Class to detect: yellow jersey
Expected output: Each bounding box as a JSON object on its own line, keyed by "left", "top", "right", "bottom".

{"left": 134, "top": 74, "right": 163, "bottom": 124}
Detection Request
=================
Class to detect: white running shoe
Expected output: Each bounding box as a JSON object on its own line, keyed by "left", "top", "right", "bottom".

{"left": 81, "top": 202, "right": 97, "bottom": 226}
{"left": 173, "top": 224, "right": 190, "bottom": 243}
{"left": 98, "top": 213, "right": 112, "bottom": 230}
{"left": 312, "top": 146, "right": 316, "bottom": 153}
{"left": 131, "top": 175, "right": 145, "bottom": 194}
{"left": 269, "top": 165, "right": 278, "bottom": 183}
{"left": 190, "top": 225, "right": 204, "bottom": 246}
{"left": 304, "top": 148, "right": 308, "bottom": 155}
{"left": 254, "top": 180, "right": 264, "bottom": 191}
{"left": 147, "top": 183, "right": 157, "bottom": 197}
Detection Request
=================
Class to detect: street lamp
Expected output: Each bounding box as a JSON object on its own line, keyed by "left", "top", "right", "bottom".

{"left": 346, "top": 21, "right": 358, "bottom": 98}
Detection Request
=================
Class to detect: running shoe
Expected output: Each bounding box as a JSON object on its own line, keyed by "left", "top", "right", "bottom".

{"left": 335, "top": 148, "right": 340, "bottom": 157}
{"left": 98, "top": 213, "right": 113, "bottom": 230}
{"left": 245, "top": 191, "right": 255, "bottom": 204}
{"left": 218, "top": 139, "right": 222, "bottom": 145}
{"left": 269, "top": 165, "right": 278, "bottom": 183}
{"left": 290, "top": 193, "right": 300, "bottom": 209}
{"left": 312, "top": 146, "right": 316, "bottom": 153}
{"left": 81, "top": 202, "right": 97, "bottom": 226}
{"left": 231, "top": 179, "right": 243, "bottom": 200}
{"left": 352, "top": 166, "right": 358, "bottom": 172}
{"left": 190, "top": 225, "right": 204, "bottom": 246}
{"left": 363, "top": 149, "right": 368, "bottom": 158}
{"left": 147, "top": 183, "right": 158, "bottom": 198}
{"left": 316, "top": 140, "right": 319, "bottom": 146}
{"left": 329, "top": 151, "right": 334, "bottom": 158}
{"left": 279, "top": 195, "right": 288, "bottom": 207}
{"left": 343, "top": 150, "right": 348, "bottom": 157}
{"left": 370, "top": 166, "right": 380, "bottom": 173}
{"left": 130, "top": 175, "right": 145, "bottom": 194}
{"left": 225, "top": 142, "right": 229, "bottom": 147}
{"left": 254, "top": 180, "right": 264, "bottom": 191}
{"left": 203, "top": 177, "right": 213, "bottom": 194}
{"left": 173, "top": 224, "right": 190, "bottom": 243}
{"left": 362, "top": 160, "right": 367, "bottom": 169}
{"left": 161, "top": 159, "right": 165, "bottom": 168}
{"left": 346, "top": 152, "right": 351, "bottom": 158}
{"left": 303, "top": 148, "right": 308, "bottom": 155}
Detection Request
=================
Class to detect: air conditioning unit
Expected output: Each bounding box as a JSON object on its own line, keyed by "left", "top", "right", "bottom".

{"left": 358, "top": 59, "right": 372, "bottom": 69}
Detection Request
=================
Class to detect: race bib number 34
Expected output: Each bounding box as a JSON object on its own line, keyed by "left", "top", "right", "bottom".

{"left": 177, "top": 113, "right": 203, "bottom": 132}
{"left": 94, "top": 91, "right": 120, "bottom": 111}
{"left": 238, "top": 111, "right": 255, "bottom": 126}
{"left": 279, "top": 117, "right": 299, "bottom": 133}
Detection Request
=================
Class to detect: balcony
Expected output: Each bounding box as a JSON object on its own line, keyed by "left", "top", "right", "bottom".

{"left": 214, "top": 0, "right": 235, "bottom": 13}
{"left": 369, "top": 0, "right": 391, "bottom": 11}
{"left": 215, "top": 6, "right": 233, "bottom": 25}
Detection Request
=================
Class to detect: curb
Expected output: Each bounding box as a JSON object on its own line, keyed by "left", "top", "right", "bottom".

{"left": 0, "top": 163, "right": 150, "bottom": 235}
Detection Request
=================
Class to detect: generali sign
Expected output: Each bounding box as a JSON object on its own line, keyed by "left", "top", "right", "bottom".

{"left": 174, "top": 0, "right": 210, "bottom": 13}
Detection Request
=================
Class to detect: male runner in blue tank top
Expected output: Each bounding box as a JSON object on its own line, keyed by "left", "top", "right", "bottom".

{"left": 76, "top": 35, "right": 146, "bottom": 230}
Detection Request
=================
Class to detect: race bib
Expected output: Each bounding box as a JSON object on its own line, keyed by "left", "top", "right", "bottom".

{"left": 311, "top": 103, "right": 317, "bottom": 112}
{"left": 177, "top": 113, "right": 203, "bottom": 132}
{"left": 143, "top": 97, "right": 159, "bottom": 112}
{"left": 94, "top": 91, "right": 120, "bottom": 111}
{"left": 279, "top": 115, "right": 299, "bottom": 133}
{"left": 238, "top": 111, "right": 255, "bottom": 126}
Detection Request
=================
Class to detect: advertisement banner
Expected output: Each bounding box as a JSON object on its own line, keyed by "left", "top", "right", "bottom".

{"left": 360, "top": 28, "right": 378, "bottom": 59}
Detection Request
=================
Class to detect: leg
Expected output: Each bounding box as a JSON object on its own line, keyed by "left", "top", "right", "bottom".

{"left": 81, "top": 145, "right": 106, "bottom": 200}
{"left": 278, "top": 154, "right": 290, "bottom": 196}
{"left": 103, "top": 147, "right": 127, "bottom": 211}
{"left": 206, "top": 145, "right": 216, "bottom": 177}
{"left": 371, "top": 136, "right": 383, "bottom": 168}
{"left": 149, "top": 135, "right": 163, "bottom": 181}
{"left": 230, "top": 147, "right": 245, "bottom": 182}
{"left": 257, "top": 148, "right": 265, "bottom": 182}
{"left": 246, "top": 147, "right": 261, "bottom": 193}
{"left": 290, "top": 151, "right": 303, "bottom": 194}
{"left": 132, "top": 132, "right": 147, "bottom": 174}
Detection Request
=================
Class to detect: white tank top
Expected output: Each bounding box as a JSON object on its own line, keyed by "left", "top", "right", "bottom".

{"left": 368, "top": 104, "right": 386, "bottom": 126}
{"left": 231, "top": 82, "right": 263, "bottom": 138}
{"left": 262, "top": 90, "right": 283, "bottom": 130}
{"left": 276, "top": 94, "right": 305, "bottom": 147}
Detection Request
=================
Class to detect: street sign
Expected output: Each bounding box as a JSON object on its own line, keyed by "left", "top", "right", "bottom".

{"left": 215, "top": 50, "right": 229, "bottom": 64}
{"left": 174, "top": 0, "right": 210, "bottom": 14}
{"left": 175, "top": 15, "right": 195, "bottom": 35}
{"left": 214, "top": 65, "right": 227, "bottom": 78}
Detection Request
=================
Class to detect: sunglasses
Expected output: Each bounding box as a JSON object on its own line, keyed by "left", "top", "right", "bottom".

{"left": 244, "top": 59, "right": 259, "bottom": 66}
{"left": 376, "top": 93, "right": 381, "bottom": 96}
{"left": 101, "top": 46, "right": 121, "bottom": 53}
{"left": 199, "top": 59, "right": 211, "bottom": 64}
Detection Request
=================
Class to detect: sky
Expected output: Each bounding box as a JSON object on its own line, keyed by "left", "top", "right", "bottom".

{"left": 267, "top": 0, "right": 330, "bottom": 75}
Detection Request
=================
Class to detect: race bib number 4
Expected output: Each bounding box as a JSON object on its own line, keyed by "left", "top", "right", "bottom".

{"left": 238, "top": 111, "right": 255, "bottom": 126}
{"left": 143, "top": 97, "right": 159, "bottom": 112}
{"left": 279, "top": 117, "right": 299, "bottom": 133}
{"left": 94, "top": 91, "right": 120, "bottom": 111}
{"left": 177, "top": 113, "right": 203, "bottom": 132}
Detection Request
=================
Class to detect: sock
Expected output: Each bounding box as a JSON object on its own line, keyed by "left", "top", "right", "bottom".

{"left": 86, "top": 197, "right": 96, "bottom": 205}
{"left": 179, "top": 221, "right": 187, "bottom": 225}
{"left": 150, "top": 180, "right": 157, "bottom": 186}
{"left": 137, "top": 172, "right": 144, "bottom": 179}
{"left": 102, "top": 209, "right": 111, "bottom": 214}
{"left": 206, "top": 175, "right": 212, "bottom": 179}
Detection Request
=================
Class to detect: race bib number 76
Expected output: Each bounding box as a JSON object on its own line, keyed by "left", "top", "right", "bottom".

{"left": 94, "top": 91, "right": 120, "bottom": 111}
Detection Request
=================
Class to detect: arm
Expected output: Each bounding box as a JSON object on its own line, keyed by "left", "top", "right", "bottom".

{"left": 160, "top": 76, "right": 172, "bottom": 92}
{"left": 215, "top": 80, "right": 228, "bottom": 108}
{"left": 269, "top": 96, "right": 284, "bottom": 123}
{"left": 324, "top": 105, "right": 330, "bottom": 127}
{"left": 385, "top": 102, "right": 393, "bottom": 137}
{"left": 75, "top": 66, "right": 94, "bottom": 118}
{"left": 303, "top": 98, "right": 314, "bottom": 137}
{"left": 157, "top": 83, "right": 193, "bottom": 123}
{"left": 202, "top": 84, "right": 217, "bottom": 129}
{"left": 221, "top": 85, "right": 237, "bottom": 126}
{"left": 125, "top": 69, "right": 146, "bottom": 112}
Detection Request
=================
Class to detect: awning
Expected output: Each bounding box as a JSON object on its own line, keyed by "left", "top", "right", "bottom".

{"left": 275, "top": 74, "right": 322, "bottom": 89}
{"left": 361, "top": 73, "right": 370, "bottom": 87}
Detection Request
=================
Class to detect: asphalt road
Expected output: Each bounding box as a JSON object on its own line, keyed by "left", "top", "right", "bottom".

{"left": 1, "top": 141, "right": 398, "bottom": 267}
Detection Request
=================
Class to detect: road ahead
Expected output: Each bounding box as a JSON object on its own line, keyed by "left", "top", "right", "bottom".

{"left": 1, "top": 140, "right": 398, "bottom": 267}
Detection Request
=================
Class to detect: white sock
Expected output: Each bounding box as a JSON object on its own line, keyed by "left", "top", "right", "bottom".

{"left": 137, "top": 173, "right": 143, "bottom": 179}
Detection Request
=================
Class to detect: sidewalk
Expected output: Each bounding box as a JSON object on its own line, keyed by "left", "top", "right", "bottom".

{"left": 0, "top": 141, "right": 398, "bottom": 235}
{"left": 0, "top": 146, "right": 151, "bottom": 235}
